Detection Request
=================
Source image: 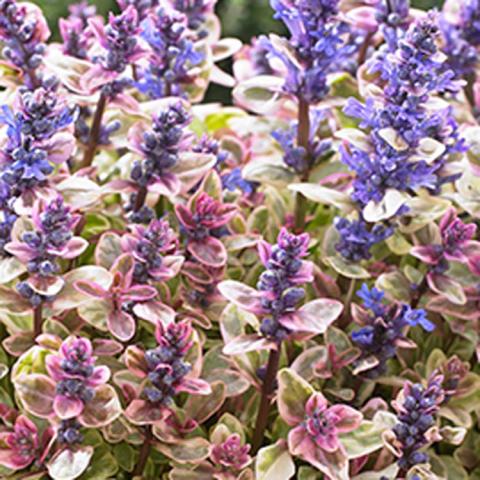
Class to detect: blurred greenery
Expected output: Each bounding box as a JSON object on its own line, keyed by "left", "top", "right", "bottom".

{"left": 32, "top": 0, "right": 445, "bottom": 41}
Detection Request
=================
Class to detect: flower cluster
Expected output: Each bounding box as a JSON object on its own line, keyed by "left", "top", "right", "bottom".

{"left": 46, "top": 336, "right": 110, "bottom": 419}
{"left": 128, "top": 102, "right": 192, "bottom": 221}
{"left": 7, "top": 197, "right": 86, "bottom": 279}
{"left": 137, "top": 5, "right": 204, "bottom": 99}
{"left": 0, "top": 0, "right": 49, "bottom": 89}
{"left": 256, "top": 228, "right": 312, "bottom": 341}
{"left": 260, "top": 0, "right": 354, "bottom": 103}
{"left": 341, "top": 14, "right": 464, "bottom": 211}
{"left": 391, "top": 374, "right": 445, "bottom": 471}
{"left": 121, "top": 218, "right": 180, "bottom": 284}
{"left": 351, "top": 285, "right": 434, "bottom": 377}
{"left": 125, "top": 321, "right": 211, "bottom": 424}
{"left": 334, "top": 217, "right": 393, "bottom": 262}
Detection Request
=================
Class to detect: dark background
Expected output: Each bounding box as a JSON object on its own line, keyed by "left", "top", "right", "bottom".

{"left": 33, "top": 0, "right": 445, "bottom": 41}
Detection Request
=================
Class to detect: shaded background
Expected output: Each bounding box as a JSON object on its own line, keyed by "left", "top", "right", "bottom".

{"left": 31, "top": 0, "right": 445, "bottom": 102}
{"left": 32, "top": 0, "right": 445, "bottom": 41}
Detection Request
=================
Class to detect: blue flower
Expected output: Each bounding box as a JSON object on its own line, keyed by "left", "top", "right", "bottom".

{"left": 400, "top": 304, "right": 435, "bottom": 332}
{"left": 222, "top": 168, "right": 257, "bottom": 195}
{"left": 260, "top": 0, "right": 355, "bottom": 103}
{"left": 357, "top": 284, "right": 385, "bottom": 316}
{"left": 334, "top": 217, "right": 394, "bottom": 262}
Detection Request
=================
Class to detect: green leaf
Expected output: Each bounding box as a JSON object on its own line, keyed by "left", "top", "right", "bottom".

{"left": 340, "top": 411, "right": 397, "bottom": 459}
{"left": 289, "top": 183, "right": 355, "bottom": 212}
{"left": 113, "top": 443, "right": 136, "bottom": 472}
{"left": 79, "top": 445, "right": 119, "bottom": 480}
{"left": 324, "top": 256, "right": 370, "bottom": 279}
{"left": 255, "top": 441, "right": 295, "bottom": 480}
{"left": 277, "top": 368, "right": 314, "bottom": 425}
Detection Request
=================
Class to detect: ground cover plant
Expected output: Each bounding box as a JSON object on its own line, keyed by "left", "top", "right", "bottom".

{"left": 0, "top": 0, "right": 478, "bottom": 478}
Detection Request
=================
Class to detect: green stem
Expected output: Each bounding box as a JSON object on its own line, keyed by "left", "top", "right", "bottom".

{"left": 133, "top": 426, "right": 152, "bottom": 477}
{"left": 252, "top": 346, "right": 281, "bottom": 453}
{"left": 81, "top": 92, "right": 107, "bottom": 169}
{"left": 293, "top": 99, "right": 311, "bottom": 232}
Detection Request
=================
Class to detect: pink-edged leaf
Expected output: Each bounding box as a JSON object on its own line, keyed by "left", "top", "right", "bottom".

{"left": 107, "top": 310, "right": 136, "bottom": 341}
{"left": 154, "top": 437, "right": 212, "bottom": 464}
{"left": 47, "top": 132, "right": 76, "bottom": 164}
{"left": 92, "top": 339, "right": 124, "bottom": 356}
{"left": 255, "top": 440, "right": 295, "bottom": 480}
{"left": 73, "top": 279, "right": 109, "bottom": 298}
{"left": 122, "top": 284, "right": 157, "bottom": 301}
{"left": 14, "top": 374, "right": 55, "bottom": 418}
{"left": 125, "top": 346, "right": 148, "bottom": 378}
{"left": 29, "top": 275, "right": 65, "bottom": 296}
{"left": 2, "top": 332, "right": 34, "bottom": 357}
{"left": 61, "top": 236, "right": 89, "bottom": 259}
{"left": 410, "top": 245, "right": 441, "bottom": 265}
{"left": 188, "top": 237, "right": 227, "bottom": 268}
{"left": 54, "top": 395, "right": 84, "bottom": 420}
{"left": 329, "top": 405, "right": 363, "bottom": 433}
{"left": 217, "top": 280, "right": 264, "bottom": 314}
{"left": 345, "top": 6, "right": 378, "bottom": 31}
{"left": 149, "top": 173, "right": 181, "bottom": 197}
{"left": 288, "top": 426, "right": 349, "bottom": 480}
{"left": 177, "top": 377, "right": 212, "bottom": 396}
{"left": 427, "top": 273, "right": 467, "bottom": 305}
{"left": 89, "top": 365, "right": 111, "bottom": 387}
{"left": 79, "top": 385, "right": 121, "bottom": 428}
{"left": 47, "top": 446, "right": 94, "bottom": 480}
{"left": 426, "top": 296, "right": 480, "bottom": 320}
{"left": 183, "top": 381, "right": 225, "bottom": 424}
{"left": 133, "top": 301, "right": 175, "bottom": 326}
{"left": 175, "top": 204, "right": 195, "bottom": 229}
{"left": 279, "top": 299, "right": 343, "bottom": 335}
{"left": 223, "top": 334, "right": 275, "bottom": 355}
{"left": 277, "top": 368, "right": 314, "bottom": 426}
{"left": 124, "top": 399, "right": 168, "bottom": 425}
{"left": 4, "top": 241, "right": 36, "bottom": 262}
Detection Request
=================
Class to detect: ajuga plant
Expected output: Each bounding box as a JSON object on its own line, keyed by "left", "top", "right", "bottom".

{"left": 0, "top": 0, "right": 479, "bottom": 479}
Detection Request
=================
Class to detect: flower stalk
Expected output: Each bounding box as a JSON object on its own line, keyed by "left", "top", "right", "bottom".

{"left": 80, "top": 92, "right": 107, "bottom": 169}
{"left": 293, "top": 99, "right": 311, "bottom": 232}
{"left": 252, "top": 346, "right": 281, "bottom": 453}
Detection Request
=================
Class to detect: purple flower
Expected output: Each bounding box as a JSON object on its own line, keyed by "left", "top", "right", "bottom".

{"left": 259, "top": 0, "right": 354, "bottom": 103}
{"left": 210, "top": 433, "right": 252, "bottom": 472}
{"left": 341, "top": 14, "right": 464, "bottom": 209}
{"left": 459, "top": 0, "right": 480, "bottom": 46}
{"left": 351, "top": 284, "right": 434, "bottom": 377}
{"left": 121, "top": 218, "right": 183, "bottom": 284}
{"left": 0, "top": 413, "right": 53, "bottom": 470}
{"left": 0, "top": 0, "right": 50, "bottom": 89}
{"left": 125, "top": 321, "right": 211, "bottom": 424}
{"left": 128, "top": 102, "right": 192, "bottom": 204}
{"left": 390, "top": 374, "right": 445, "bottom": 471}
{"left": 56, "top": 419, "right": 83, "bottom": 446}
{"left": 256, "top": 229, "right": 313, "bottom": 341}
{"left": 137, "top": 5, "right": 204, "bottom": 99}
{"left": 45, "top": 336, "right": 110, "bottom": 420}
{"left": 334, "top": 217, "right": 394, "bottom": 262}
{"left": 117, "top": 0, "right": 159, "bottom": 20}
{"left": 176, "top": 192, "right": 237, "bottom": 268}
{"left": 174, "top": 0, "right": 216, "bottom": 31}
{"left": 6, "top": 197, "right": 87, "bottom": 277}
